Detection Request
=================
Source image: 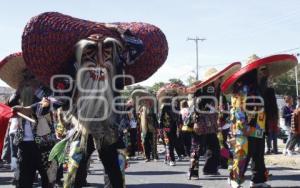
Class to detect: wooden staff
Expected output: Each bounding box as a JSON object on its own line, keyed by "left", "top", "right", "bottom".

{"left": 16, "top": 112, "right": 36, "bottom": 124}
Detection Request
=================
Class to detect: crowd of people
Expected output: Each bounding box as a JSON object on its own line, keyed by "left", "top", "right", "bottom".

{"left": 0, "top": 11, "right": 299, "bottom": 188}
{"left": 0, "top": 56, "right": 299, "bottom": 188}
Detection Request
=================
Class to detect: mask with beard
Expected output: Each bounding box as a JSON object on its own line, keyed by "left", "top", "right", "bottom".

{"left": 75, "top": 35, "right": 124, "bottom": 134}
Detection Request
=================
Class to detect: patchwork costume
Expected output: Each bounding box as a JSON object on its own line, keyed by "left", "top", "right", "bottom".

{"left": 186, "top": 63, "right": 241, "bottom": 179}
{"left": 222, "top": 54, "right": 298, "bottom": 188}
{"left": 1, "top": 12, "right": 168, "bottom": 188}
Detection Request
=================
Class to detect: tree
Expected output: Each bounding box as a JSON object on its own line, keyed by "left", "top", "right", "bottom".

{"left": 168, "top": 78, "right": 184, "bottom": 86}
{"left": 150, "top": 82, "right": 165, "bottom": 95}
{"left": 186, "top": 75, "right": 197, "bottom": 86}
{"left": 272, "top": 66, "right": 298, "bottom": 97}
{"left": 121, "top": 85, "right": 147, "bottom": 98}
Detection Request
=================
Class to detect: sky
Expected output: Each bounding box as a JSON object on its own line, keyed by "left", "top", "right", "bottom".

{"left": 1, "top": 0, "right": 300, "bottom": 87}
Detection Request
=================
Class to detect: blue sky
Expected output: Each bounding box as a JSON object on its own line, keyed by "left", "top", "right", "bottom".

{"left": 1, "top": 0, "right": 300, "bottom": 87}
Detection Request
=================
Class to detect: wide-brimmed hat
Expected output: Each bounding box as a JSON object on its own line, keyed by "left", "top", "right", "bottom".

{"left": 0, "top": 52, "right": 26, "bottom": 89}
{"left": 156, "top": 83, "right": 186, "bottom": 100}
{"left": 187, "top": 62, "right": 241, "bottom": 93}
{"left": 131, "top": 89, "right": 155, "bottom": 106}
{"left": 221, "top": 54, "right": 298, "bottom": 94}
{"left": 22, "top": 12, "right": 168, "bottom": 86}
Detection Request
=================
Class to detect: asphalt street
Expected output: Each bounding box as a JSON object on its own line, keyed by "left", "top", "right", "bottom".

{"left": 1, "top": 146, "right": 300, "bottom": 188}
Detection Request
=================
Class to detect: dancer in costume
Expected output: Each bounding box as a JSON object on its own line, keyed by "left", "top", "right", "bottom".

{"left": 126, "top": 100, "right": 139, "bottom": 159}
{"left": 0, "top": 53, "right": 59, "bottom": 188}
{"left": 157, "top": 83, "right": 186, "bottom": 166}
{"left": 19, "top": 12, "right": 168, "bottom": 188}
{"left": 222, "top": 54, "right": 298, "bottom": 188}
{"left": 132, "top": 89, "right": 159, "bottom": 162}
{"left": 186, "top": 62, "right": 241, "bottom": 179}
{"left": 179, "top": 100, "right": 193, "bottom": 158}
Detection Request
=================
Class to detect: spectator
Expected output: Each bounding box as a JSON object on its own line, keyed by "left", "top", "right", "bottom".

{"left": 265, "top": 88, "right": 279, "bottom": 154}
{"left": 282, "top": 95, "right": 295, "bottom": 155}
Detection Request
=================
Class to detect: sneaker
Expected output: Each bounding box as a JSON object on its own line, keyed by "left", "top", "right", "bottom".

{"left": 55, "top": 180, "right": 63, "bottom": 187}
{"left": 287, "top": 149, "right": 293, "bottom": 156}
{"left": 144, "top": 159, "right": 151, "bottom": 163}
{"left": 169, "top": 161, "right": 176, "bottom": 166}
{"left": 250, "top": 181, "right": 271, "bottom": 188}
{"left": 177, "top": 156, "right": 183, "bottom": 161}
{"left": 228, "top": 178, "right": 241, "bottom": 188}
{"left": 295, "top": 146, "right": 300, "bottom": 152}
{"left": 282, "top": 148, "right": 287, "bottom": 156}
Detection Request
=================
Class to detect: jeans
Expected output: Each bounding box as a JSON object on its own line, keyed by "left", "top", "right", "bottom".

{"left": 181, "top": 131, "right": 192, "bottom": 157}
{"left": 285, "top": 129, "right": 292, "bottom": 149}
{"left": 288, "top": 134, "right": 300, "bottom": 151}
{"left": 266, "top": 132, "right": 278, "bottom": 153}
{"left": 1, "top": 130, "right": 11, "bottom": 163}
{"left": 128, "top": 128, "right": 138, "bottom": 157}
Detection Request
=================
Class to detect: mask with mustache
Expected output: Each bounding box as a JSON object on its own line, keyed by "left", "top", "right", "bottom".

{"left": 75, "top": 35, "right": 124, "bottom": 134}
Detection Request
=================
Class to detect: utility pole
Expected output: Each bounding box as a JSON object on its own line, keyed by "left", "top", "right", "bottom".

{"left": 187, "top": 37, "right": 206, "bottom": 80}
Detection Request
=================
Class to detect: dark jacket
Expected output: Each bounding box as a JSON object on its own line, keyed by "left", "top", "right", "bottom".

{"left": 282, "top": 105, "right": 294, "bottom": 127}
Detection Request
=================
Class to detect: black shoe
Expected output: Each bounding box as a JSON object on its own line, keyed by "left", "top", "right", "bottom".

{"left": 265, "top": 150, "right": 271, "bottom": 155}
{"left": 55, "top": 180, "right": 63, "bottom": 187}
{"left": 80, "top": 181, "right": 92, "bottom": 187}
{"left": 220, "top": 165, "right": 228, "bottom": 169}
{"left": 203, "top": 171, "right": 220, "bottom": 175}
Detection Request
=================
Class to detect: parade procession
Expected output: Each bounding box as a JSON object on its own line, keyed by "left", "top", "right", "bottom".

{"left": 1, "top": 1, "right": 300, "bottom": 188}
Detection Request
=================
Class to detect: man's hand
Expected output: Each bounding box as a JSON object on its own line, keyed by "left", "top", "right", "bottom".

{"left": 12, "top": 105, "right": 24, "bottom": 112}
{"left": 12, "top": 105, "right": 33, "bottom": 117}
{"left": 40, "top": 97, "right": 50, "bottom": 108}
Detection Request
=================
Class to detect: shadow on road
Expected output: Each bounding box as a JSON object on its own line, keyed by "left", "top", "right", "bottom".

{"left": 268, "top": 166, "right": 300, "bottom": 171}
{"left": 126, "top": 171, "right": 186, "bottom": 176}
{"left": 271, "top": 174, "right": 300, "bottom": 181}
{"left": 198, "top": 177, "right": 228, "bottom": 181}
{"left": 0, "top": 168, "right": 12, "bottom": 173}
{"left": 0, "top": 177, "right": 13, "bottom": 185}
{"left": 127, "top": 183, "right": 201, "bottom": 188}
{"left": 173, "top": 163, "right": 189, "bottom": 167}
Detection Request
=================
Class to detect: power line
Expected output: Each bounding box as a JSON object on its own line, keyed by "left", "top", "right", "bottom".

{"left": 272, "top": 47, "right": 300, "bottom": 54}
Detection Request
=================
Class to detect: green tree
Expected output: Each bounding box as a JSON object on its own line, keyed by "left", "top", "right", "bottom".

{"left": 121, "top": 85, "right": 146, "bottom": 98}
{"left": 168, "top": 78, "right": 184, "bottom": 86}
{"left": 186, "top": 75, "right": 197, "bottom": 86}
{"left": 272, "top": 66, "right": 298, "bottom": 97}
{"left": 150, "top": 82, "right": 165, "bottom": 95}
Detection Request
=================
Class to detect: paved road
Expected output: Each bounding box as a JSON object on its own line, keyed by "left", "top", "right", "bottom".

{"left": 1, "top": 151, "right": 300, "bottom": 188}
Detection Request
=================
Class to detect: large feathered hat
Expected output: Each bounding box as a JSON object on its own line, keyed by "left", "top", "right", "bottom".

{"left": 187, "top": 62, "right": 241, "bottom": 93}
{"left": 221, "top": 54, "right": 298, "bottom": 94}
{"left": 22, "top": 12, "right": 168, "bottom": 86}
{"left": 156, "top": 83, "right": 186, "bottom": 100}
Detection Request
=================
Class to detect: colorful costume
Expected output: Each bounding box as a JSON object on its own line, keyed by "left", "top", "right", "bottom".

{"left": 229, "top": 88, "right": 249, "bottom": 184}
{"left": 186, "top": 63, "right": 241, "bottom": 179}
{"left": 0, "top": 11, "right": 168, "bottom": 188}
{"left": 131, "top": 89, "right": 159, "bottom": 161}
{"left": 157, "top": 83, "right": 186, "bottom": 165}
{"left": 222, "top": 54, "right": 298, "bottom": 188}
